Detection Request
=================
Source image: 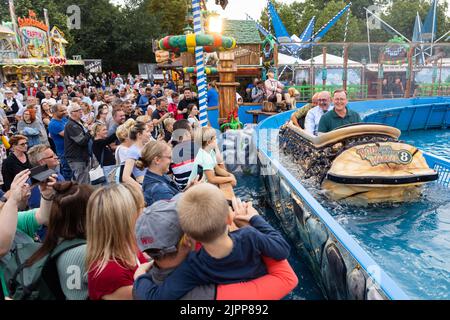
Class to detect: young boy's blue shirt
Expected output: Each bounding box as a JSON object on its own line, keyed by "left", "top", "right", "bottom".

{"left": 134, "top": 215, "right": 291, "bottom": 300}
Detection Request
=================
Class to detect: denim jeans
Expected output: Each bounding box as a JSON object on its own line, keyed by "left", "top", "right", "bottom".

{"left": 58, "top": 153, "right": 73, "bottom": 181}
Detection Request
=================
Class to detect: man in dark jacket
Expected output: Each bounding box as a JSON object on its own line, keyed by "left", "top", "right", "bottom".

{"left": 64, "top": 103, "right": 91, "bottom": 184}
{"left": 178, "top": 88, "right": 199, "bottom": 120}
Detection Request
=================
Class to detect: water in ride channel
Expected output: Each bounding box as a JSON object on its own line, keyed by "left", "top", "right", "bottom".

{"left": 237, "top": 128, "right": 449, "bottom": 300}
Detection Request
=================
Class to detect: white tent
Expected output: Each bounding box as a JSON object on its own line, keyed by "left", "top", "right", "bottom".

{"left": 278, "top": 53, "right": 303, "bottom": 65}
{"left": 300, "top": 53, "right": 363, "bottom": 67}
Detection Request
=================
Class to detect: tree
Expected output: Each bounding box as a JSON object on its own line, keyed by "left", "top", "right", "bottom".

{"left": 384, "top": 0, "right": 450, "bottom": 40}
{"left": 146, "top": 0, "right": 188, "bottom": 36}
{"left": 259, "top": 0, "right": 360, "bottom": 43}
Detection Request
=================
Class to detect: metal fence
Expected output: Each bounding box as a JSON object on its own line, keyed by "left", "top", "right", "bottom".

{"left": 277, "top": 42, "right": 450, "bottom": 101}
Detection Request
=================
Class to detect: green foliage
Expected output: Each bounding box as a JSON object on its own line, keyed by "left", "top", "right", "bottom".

{"left": 1, "top": 0, "right": 449, "bottom": 73}
{"left": 146, "top": 0, "right": 188, "bottom": 36}
{"left": 259, "top": 0, "right": 449, "bottom": 43}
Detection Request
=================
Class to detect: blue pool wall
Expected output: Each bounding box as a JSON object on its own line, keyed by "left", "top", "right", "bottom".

{"left": 255, "top": 97, "right": 450, "bottom": 300}
{"left": 208, "top": 98, "right": 450, "bottom": 131}
{"left": 208, "top": 102, "right": 307, "bottom": 130}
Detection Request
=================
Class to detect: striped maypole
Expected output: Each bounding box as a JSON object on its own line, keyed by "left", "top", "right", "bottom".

{"left": 192, "top": 0, "right": 208, "bottom": 127}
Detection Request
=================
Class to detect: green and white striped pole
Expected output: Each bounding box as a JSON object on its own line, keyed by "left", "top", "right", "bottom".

{"left": 192, "top": 0, "right": 208, "bottom": 127}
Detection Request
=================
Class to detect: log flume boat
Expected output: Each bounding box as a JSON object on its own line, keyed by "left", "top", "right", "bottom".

{"left": 279, "top": 123, "right": 439, "bottom": 204}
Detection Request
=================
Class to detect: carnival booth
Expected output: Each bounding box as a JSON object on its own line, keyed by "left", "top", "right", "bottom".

{"left": 0, "top": 7, "right": 84, "bottom": 83}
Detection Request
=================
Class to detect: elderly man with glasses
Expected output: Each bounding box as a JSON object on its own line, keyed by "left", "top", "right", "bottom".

{"left": 304, "top": 91, "right": 333, "bottom": 136}
{"left": 27, "top": 144, "right": 65, "bottom": 209}
{"left": 64, "top": 103, "right": 92, "bottom": 184}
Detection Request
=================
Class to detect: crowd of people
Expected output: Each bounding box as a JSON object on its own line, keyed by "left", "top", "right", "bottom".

{"left": 0, "top": 72, "right": 298, "bottom": 300}
{"left": 240, "top": 72, "right": 299, "bottom": 109}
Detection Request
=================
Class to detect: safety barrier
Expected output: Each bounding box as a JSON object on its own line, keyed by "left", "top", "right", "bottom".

{"left": 255, "top": 97, "right": 450, "bottom": 300}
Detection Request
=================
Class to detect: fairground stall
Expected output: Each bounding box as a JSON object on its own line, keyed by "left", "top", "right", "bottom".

{"left": 0, "top": 3, "right": 83, "bottom": 84}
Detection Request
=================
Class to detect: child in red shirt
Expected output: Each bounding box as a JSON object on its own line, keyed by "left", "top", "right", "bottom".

{"left": 169, "top": 92, "right": 183, "bottom": 121}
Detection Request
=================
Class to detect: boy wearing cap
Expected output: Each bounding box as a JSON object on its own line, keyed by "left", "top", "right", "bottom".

{"left": 133, "top": 183, "right": 291, "bottom": 300}
{"left": 133, "top": 194, "right": 298, "bottom": 300}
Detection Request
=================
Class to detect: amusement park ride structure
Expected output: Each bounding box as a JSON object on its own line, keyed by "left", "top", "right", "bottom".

{"left": 0, "top": 0, "right": 84, "bottom": 82}
{"left": 155, "top": 0, "right": 355, "bottom": 128}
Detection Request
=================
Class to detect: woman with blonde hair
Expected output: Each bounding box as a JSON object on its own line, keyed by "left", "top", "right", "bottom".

{"left": 91, "top": 122, "right": 118, "bottom": 182}
{"left": 137, "top": 140, "right": 181, "bottom": 206}
{"left": 290, "top": 92, "right": 320, "bottom": 128}
{"left": 115, "top": 118, "right": 135, "bottom": 165}
{"left": 122, "top": 121, "right": 152, "bottom": 189}
{"left": 188, "top": 126, "right": 236, "bottom": 186}
{"left": 136, "top": 115, "right": 157, "bottom": 141}
{"left": 86, "top": 183, "right": 147, "bottom": 300}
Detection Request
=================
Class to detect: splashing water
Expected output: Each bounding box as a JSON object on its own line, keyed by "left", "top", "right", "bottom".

{"left": 272, "top": 128, "right": 450, "bottom": 299}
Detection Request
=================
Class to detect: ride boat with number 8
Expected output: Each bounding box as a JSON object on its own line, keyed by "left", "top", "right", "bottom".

{"left": 279, "top": 122, "right": 439, "bottom": 204}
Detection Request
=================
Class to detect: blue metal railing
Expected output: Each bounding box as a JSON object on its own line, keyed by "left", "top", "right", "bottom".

{"left": 256, "top": 97, "right": 450, "bottom": 299}
{"left": 364, "top": 103, "right": 450, "bottom": 131}
{"left": 257, "top": 118, "right": 410, "bottom": 300}
{"left": 424, "top": 153, "right": 450, "bottom": 188}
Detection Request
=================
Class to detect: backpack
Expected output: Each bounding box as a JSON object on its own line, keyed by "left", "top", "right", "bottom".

{"left": 4, "top": 238, "right": 86, "bottom": 300}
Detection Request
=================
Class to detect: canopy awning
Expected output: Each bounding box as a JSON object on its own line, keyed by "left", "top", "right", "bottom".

{"left": 278, "top": 53, "right": 303, "bottom": 65}
{"left": 300, "top": 53, "right": 363, "bottom": 67}
{"left": 0, "top": 58, "right": 84, "bottom": 66}
{"left": 51, "top": 36, "right": 69, "bottom": 44}
{"left": 0, "top": 25, "right": 15, "bottom": 36}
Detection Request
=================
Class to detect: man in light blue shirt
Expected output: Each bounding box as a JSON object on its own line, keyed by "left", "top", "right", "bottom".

{"left": 305, "top": 91, "right": 333, "bottom": 136}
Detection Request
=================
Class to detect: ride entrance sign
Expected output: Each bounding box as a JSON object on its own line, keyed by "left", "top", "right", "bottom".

{"left": 84, "top": 59, "right": 102, "bottom": 73}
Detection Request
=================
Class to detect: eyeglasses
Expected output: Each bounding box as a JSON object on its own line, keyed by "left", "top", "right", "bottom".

{"left": 18, "top": 142, "right": 28, "bottom": 146}
{"left": 334, "top": 98, "right": 347, "bottom": 102}
{"left": 71, "top": 109, "right": 82, "bottom": 113}
{"left": 41, "top": 154, "right": 59, "bottom": 161}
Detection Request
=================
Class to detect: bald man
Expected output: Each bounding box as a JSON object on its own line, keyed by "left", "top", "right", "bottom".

{"left": 304, "top": 91, "right": 333, "bottom": 136}
{"left": 290, "top": 93, "right": 320, "bottom": 129}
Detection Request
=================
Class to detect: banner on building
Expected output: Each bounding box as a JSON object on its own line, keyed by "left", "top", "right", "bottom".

{"left": 138, "top": 63, "right": 160, "bottom": 81}
{"left": 84, "top": 59, "right": 102, "bottom": 73}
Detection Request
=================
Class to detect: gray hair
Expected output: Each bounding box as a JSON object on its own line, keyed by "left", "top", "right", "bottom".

{"left": 51, "top": 103, "right": 62, "bottom": 114}
{"left": 67, "top": 103, "right": 80, "bottom": 114}
{"left": 28, "top": 144, "right": 50, "bottom": 167}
